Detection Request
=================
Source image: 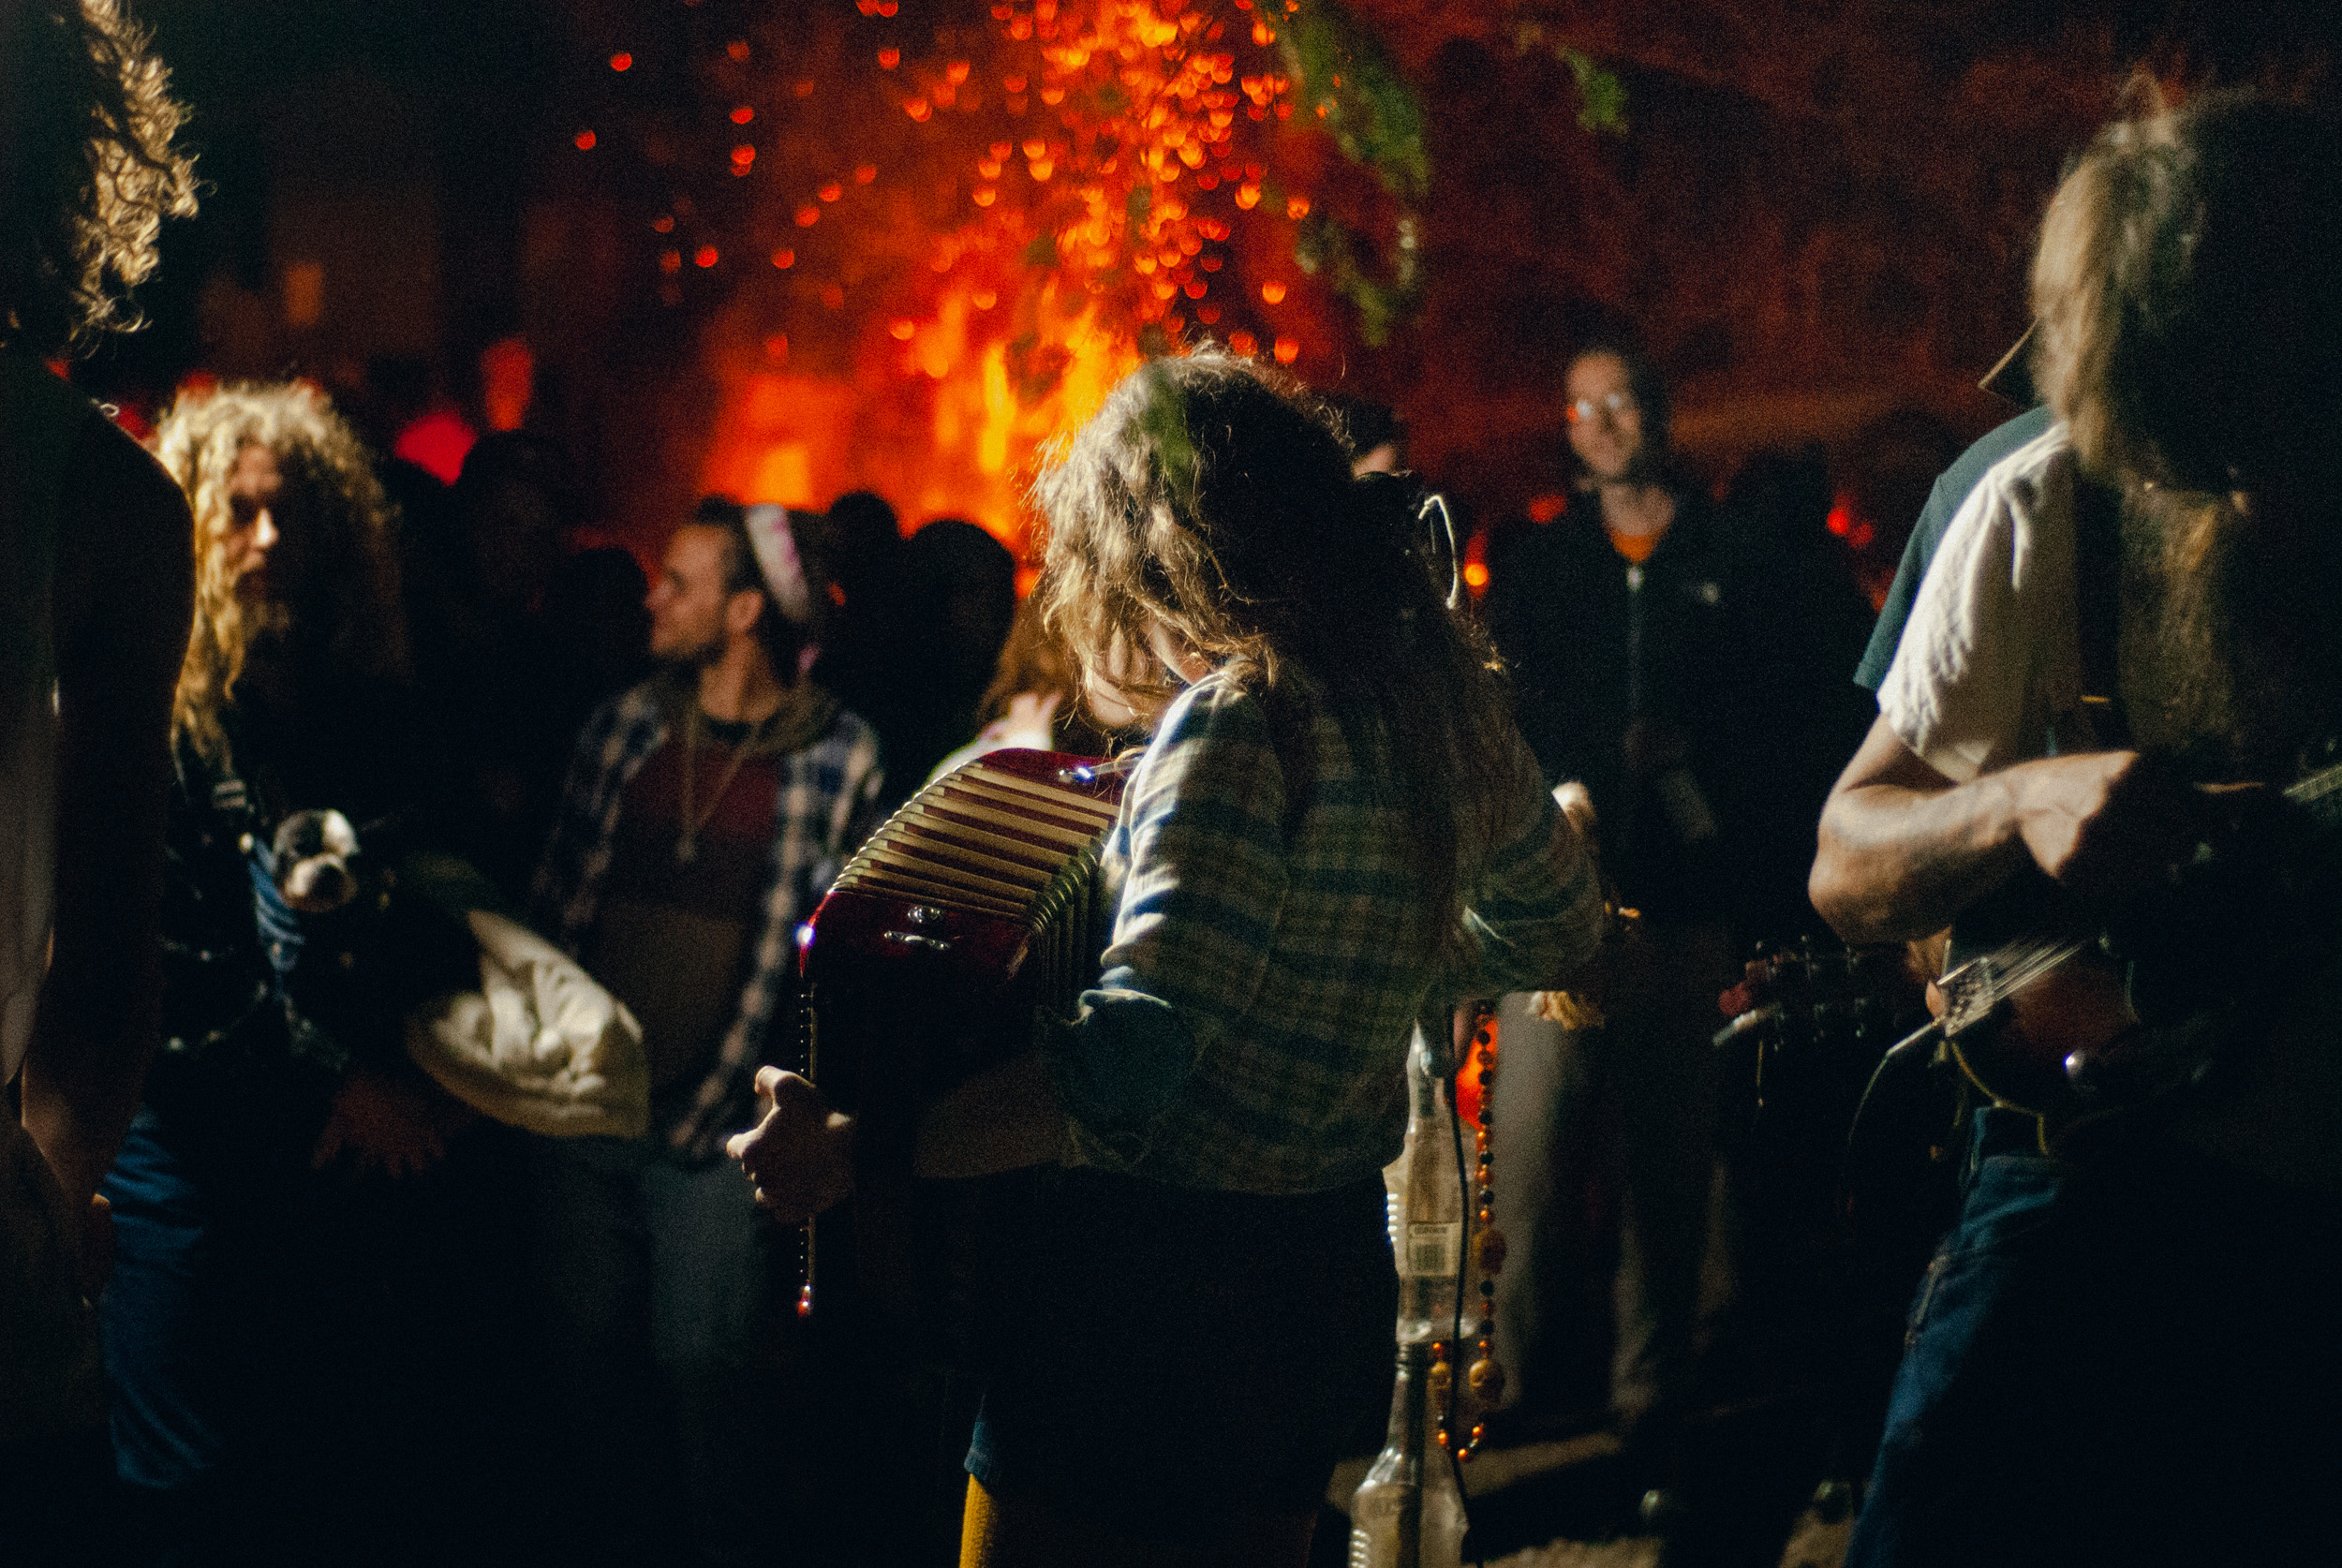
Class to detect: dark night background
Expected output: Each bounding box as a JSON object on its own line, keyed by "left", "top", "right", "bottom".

{"left": 74, "top": 0, "right": 2341, "bottom": 579}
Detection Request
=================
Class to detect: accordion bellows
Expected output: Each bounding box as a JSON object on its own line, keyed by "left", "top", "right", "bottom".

{"left": 802, "top": 748, "right": 1127, "bottom": 1103}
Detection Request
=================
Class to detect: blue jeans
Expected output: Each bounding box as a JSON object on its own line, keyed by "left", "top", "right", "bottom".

{"left": 1848, "top": 1106, "right": 2342, "bottom": 1567}
{"left": 529, "top": 1134, "right": 773, "bottom": 1568}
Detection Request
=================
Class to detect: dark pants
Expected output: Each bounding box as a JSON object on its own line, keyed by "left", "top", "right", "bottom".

{"left": 967, "top": 1167, "right": 1395, "bottom": 1541}
{"left": 1491, "top": 921, "right": 1732, "bottom": 1429}
{"left": 528, "top": 1132, "right": 777, "bottom": 1568}
{"left": 102, "top": 1099, "right": 537, "bottom": 1567}
{"left": 1849, "top": 1106, "right": 2342, "bottom": 1567}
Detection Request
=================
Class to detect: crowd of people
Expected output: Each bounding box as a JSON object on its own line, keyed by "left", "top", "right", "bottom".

{"left": 12, "top": 4, "right": 2342, "bottom": 1568}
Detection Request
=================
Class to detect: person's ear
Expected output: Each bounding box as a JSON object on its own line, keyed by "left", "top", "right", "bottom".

{"left": 725, "top": 586, "right": 765, "bottom": 639}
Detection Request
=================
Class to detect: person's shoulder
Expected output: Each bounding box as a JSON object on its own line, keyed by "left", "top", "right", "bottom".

{"left": 64, "top": 409, "right": 192, "bottom": 550}
{"left": 816, "top": 700, "right": 884, "bottom": 764}
{"left": 1939, "top": 405, "right": 2055, "bottom": 502}
{"left": 1962, "top": 421, "right": 2073, "bottom": 537}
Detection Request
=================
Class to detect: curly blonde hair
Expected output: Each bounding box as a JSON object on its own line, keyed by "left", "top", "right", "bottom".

{"left": 1032, "top": 348, "right": 1518, "bottom": 960}
{"left": 1, "top": 0, "right": 197, "bottom": 357}
{"left": 157, "top": 382, "right": 408, "bottom": 761}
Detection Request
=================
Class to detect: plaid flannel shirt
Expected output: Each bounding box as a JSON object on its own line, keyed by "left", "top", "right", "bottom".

{"left": 532, "top": 676, "right": 884, "bottom": 1162}
{"left": 1053, "top": 668, "right": 1607, "bottom": 1194}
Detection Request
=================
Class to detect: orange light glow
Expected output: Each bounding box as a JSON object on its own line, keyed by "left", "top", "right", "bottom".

{"left": 652, "top": 215, "right": 674, "bottom": 232}
{"left": 659, "top": 249, "right": 682, "bottom": 273}
{"left": 695, "top": 245, "right": 719, "bottom": 268}
{"left": 573, "top": 128, "right": 597, "bottom": 150}
{"left": 609, "top": 52, "right": 632, "bottom": 71}
{"left": 480, "top": 337, "right": 535, "bottom": 433}
{"left": 1527, "top": 493, "right": 1567, "bottom": 524}
{"left": 727, "top": 39, "right": 750, "bottom": 62}
{"left": 1462, "top": 561, "right": 1490, "bottom": 590}
{"left": 731, "top": 105, "right": 754, "bottom": 124}
{"left": 692, "top": 0, "right": 1326, "bottom": 555}
{"left": 764, "top": 333, "right": 789, "bottom": 362}
{"left": 733, "top": 145, "right": 757, "bottom": 166}
{"left": 771, "top": 248, "right": 794, "bottom": 268}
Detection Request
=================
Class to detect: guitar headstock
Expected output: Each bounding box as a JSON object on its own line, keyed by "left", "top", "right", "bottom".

{"left": 1715, "top": 939, "right": 1920, "bottom": 1055}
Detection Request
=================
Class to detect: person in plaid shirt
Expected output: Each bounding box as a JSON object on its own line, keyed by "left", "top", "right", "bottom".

{"left": 529, "top": 496, "right": 882, "bottom": 1566}
{"left": 734, "top": 350, "right": 1604, "bottom": 1568}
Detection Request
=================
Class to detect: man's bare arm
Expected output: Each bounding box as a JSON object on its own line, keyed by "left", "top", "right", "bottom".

{"left": 20, "top": 416, "right": 193, "bottom": 1210}
{"left": 1809, "top": 714, "right": 2199, "bottom": 947}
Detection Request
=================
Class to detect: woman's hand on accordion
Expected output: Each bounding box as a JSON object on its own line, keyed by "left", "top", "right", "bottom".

{"left": 729, "top": 1067, "right": 856, "bottom": 1221}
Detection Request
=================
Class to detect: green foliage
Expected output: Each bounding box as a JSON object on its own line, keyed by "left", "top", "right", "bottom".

{"left": 1280, "top": 0, "right": 1430, "bottom": 344}
{"left": 1513, "top": 22, "right": 1629, "bottom": 135}
{"left": 1282, "top": 0, "right": 1430, "bottom": 202}
{"left": 1134, "top": 357, "right": 1199, "bottom": 504}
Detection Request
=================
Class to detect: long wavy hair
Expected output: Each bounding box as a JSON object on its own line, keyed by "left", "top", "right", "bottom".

{"left": 2032, "top": 89, "right": 2342, "bottom": 496}
{"left": 0, "top": 0, "right": 196, "bottom": 357}
{"left": 157, "top": 382, "right": 408, "bottom": 762}
{"left": 1033, "top": 348, "right": 1519, "bottom": 961}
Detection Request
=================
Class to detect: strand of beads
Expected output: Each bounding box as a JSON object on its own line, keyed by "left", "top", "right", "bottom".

{"left": 1436, "top": 1001, "right": 1506, "bottom": 1460}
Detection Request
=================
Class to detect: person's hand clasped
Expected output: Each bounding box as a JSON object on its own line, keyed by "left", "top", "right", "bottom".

{"left": 312, "top": 1064, "right": 447, "bottom": 1177}
{"left": 728, "top": 1067, "right": 856, "bottom": 1222}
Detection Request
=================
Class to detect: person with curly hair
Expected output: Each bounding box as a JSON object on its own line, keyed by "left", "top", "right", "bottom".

{"left": 2, "top": 0, "right": 195, "bottom": 1535}
{"left": 735, "top": 349, "right": 1608, "bottom": 1567}
{"left": 100, "top": 381, "right": 468, "bottom": 1562}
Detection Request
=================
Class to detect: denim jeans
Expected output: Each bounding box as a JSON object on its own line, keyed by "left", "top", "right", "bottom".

{"left": 1848, "top": 1105, "right": 2342, "bottom": 1567}
{"left": 529, "top": 1134, "right": 773, "bottom": 1568}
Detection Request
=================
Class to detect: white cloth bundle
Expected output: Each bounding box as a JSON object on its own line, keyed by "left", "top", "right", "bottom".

{"left": 406, "top": 910, "right": 648, "bottom": 1138}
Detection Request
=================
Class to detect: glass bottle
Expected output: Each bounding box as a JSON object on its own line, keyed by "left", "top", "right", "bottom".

{"left": 1387, "top": 1028, "right": 1464, "bottom": 1346}
{"left": 1351, "top": 1028, "right": 1470, "bottom": 1568}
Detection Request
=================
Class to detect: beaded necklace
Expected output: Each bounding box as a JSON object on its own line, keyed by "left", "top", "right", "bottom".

{"left": 1432, "top": 999, "right": 1505, "bottom": 1461}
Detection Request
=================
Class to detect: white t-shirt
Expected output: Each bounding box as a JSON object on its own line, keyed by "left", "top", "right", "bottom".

{"left": 1876, "top": 424, "right": 2094, "bottom": 781}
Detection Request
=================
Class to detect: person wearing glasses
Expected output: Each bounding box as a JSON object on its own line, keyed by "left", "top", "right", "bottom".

{"left": 1478, "top": 339, "right": 1747, "bottom": 1487}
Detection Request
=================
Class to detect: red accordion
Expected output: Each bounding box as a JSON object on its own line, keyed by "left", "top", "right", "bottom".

{"left": 793, "top": 748, "right": 1130, "bottom": 1344}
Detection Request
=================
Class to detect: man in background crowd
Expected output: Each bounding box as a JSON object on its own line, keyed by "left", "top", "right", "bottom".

{"left": 1481, "top": 340, "right": 1746, "bottom": 1468}
{"left": 530, "top": 497, "right": 882, "bottom": 1567}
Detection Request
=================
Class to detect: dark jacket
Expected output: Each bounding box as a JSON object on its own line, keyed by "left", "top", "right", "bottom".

{"left": 1485, "top": 489, "right": 1741, "bottom": 921}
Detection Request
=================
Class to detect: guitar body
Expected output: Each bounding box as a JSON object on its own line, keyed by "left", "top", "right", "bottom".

{"left": 1938, "top": 871, "right": 2140, "bottom": 1120}
{"left": 1932, "top": 740, "right": 2342, "bottom": 1121}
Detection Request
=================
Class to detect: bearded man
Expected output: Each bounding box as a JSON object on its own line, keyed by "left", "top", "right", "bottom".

{"left": 530, "top": 496, "right": 882, "bottom": 1566}
{"left": 1809, "top": 93, "right": 2342, "bottom": 1566}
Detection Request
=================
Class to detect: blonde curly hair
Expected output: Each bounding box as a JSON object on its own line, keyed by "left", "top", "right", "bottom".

{"left": 1, "top": 0, "right": 197, "bottom": 356}
{"left": 156, "top": 381, "right": 408, "bottom": 762}
{"left": 1032, "top": 348, "right": 1518, "bottom": 962}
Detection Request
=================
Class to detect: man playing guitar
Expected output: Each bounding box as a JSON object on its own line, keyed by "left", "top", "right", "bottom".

{"left": 1808, "top": 93, "right": 2342, "bottom": 1566}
